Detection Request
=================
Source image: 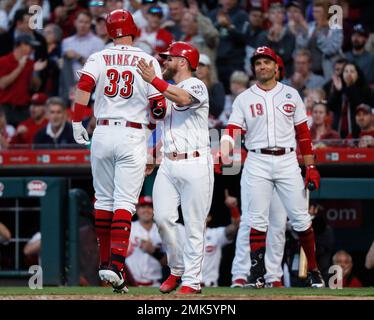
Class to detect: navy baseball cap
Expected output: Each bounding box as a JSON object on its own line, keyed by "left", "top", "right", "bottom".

{"left": 14, "top": 34, "right": 40, "bottom": 47}
{"left": 352, "top": 24, "right": 369, "bottom": 37}
{"left": 286, "top": 1, "right": 303, "bottom": 10}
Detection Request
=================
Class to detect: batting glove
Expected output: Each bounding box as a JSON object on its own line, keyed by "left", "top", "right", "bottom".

{"left": 305, "top": 165, "right": 320, "bottom": 190}
{"left": 72, "top": 121, "right": 90, "bottom": 145}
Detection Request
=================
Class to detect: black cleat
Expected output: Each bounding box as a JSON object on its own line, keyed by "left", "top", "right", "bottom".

{"left": 308, "top": 270, "right": 325, "bottom": 288}
{"left": 245, "top": 247, "right": 266, "bottom": 289}
{"left": 99, "top": 266, "right": 129, "bottom": 293}
{"left": 245, "top": 275, "right": 265, "bottom": 289}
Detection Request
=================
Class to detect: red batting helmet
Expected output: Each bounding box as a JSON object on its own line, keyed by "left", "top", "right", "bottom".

{"left": 106, "top": 9, "right": 138, "bottom": 39}
{"left": 250, "top": 46, "right": 277, "bottom": 67}
{"left": 276, "top": 55, "right": 285, "bottom": 81}
{"left": 159, "top": 42, "right": 199, "bottom": 71}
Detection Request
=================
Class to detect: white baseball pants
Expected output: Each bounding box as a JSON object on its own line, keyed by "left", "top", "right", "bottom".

{"left": 91, "top": 125, "right": 147, "bottom": 214}
{"left": 153, "top": 154, "right": 214, "bottom": 290}
{"left": 241, "top": 151, "right": 311, "bottom": 233}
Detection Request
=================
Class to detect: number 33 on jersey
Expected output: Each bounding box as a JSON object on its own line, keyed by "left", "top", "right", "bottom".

{"left": 78, "top": 45, "right": 163, "bottom": 124}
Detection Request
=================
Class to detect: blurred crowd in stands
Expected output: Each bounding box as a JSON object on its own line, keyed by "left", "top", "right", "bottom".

{"left": 0, "top": 0, "right": 373, "bottom": 150}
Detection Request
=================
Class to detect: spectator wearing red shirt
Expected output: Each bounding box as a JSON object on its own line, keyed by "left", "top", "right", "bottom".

{"left": 10, "top": 93, "right": 49, "bottom": 146}
{"left": 0, "top": 34, "right": 47, "bottom": 127}
{"left": 50, "top": 0, "right": 85, "bottom": 38}
{"left": 310, "top": 101, "right": 340, "bottom": 148}
{"left": 332, "top": 250, "right": 363, "bottom": 288}
{"left": 137, "top": 6, "right": 174, "bottom": 55}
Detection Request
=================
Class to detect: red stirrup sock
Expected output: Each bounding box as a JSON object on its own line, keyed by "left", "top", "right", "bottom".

{"left": 297, "top": 226, "right": 318, "bottom": 271}
{"left": 110, "top": 209, "right": 132, "bottom": 271}
{"left": 249, "top": 228, "right": 266, "bottom": 252}
{"left": 95, "top": 209, "right": 112, "bottom": 267}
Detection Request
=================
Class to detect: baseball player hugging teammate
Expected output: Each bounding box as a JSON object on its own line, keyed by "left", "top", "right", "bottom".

{"left": 219, "top": 46, "right": 325, "bottom": 289}
{"left": 71, "top": 10, "right": 167, "bottom": 293}
{"left": 137, "top": 42, "right": 214, "bottom": 295}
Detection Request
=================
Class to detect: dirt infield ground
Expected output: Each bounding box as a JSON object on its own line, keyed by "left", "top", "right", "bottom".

{"left": 1, "top": 287, "right": 374, "bottom": 300}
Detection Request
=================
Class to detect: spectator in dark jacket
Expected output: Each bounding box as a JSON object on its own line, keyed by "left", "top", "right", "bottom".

{"left": 344, "top": 24, "right": 374, "bottom": 86}
{"left": 327, "top": 62, "right": 373, "bottom": 139}
{"left": 0, "top": 9, "right": 47, "bottom": 61}
{"left": 42, "top": 23, "right": 63, "bottom": 96}
{"left": 244, "top": 6, "right": 264, "bottom": 49}
{"left": 163, "top": 0, "right": 186, "bottom": 41}
{"left": 323, "top": 58, "right": 348, "bottom": 99}
{"left": 208, "top": 0, "right": 247, "bottom": 93}
{"left": 33, "top": 97, "right": 75, "bottom": 148}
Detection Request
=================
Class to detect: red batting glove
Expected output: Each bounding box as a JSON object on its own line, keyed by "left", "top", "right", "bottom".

{"left": 305, "top": 165, "right": 320, "bottom": 190}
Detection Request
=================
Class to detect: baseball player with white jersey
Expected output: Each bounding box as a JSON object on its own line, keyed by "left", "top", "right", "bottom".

{"left": 71, "top": 9, "right": 167, "bottom": 293}
{"left": 137, "top": 42, "right": 214, "bottom": 295}
{"left": 220, "top": 46, "right": 324, "bottom": 289}
{"left": 126, "top": 196, "right": 166, "bottom": 286}
{"left": 231, "top": 55, "right": 287, "bottom": 289}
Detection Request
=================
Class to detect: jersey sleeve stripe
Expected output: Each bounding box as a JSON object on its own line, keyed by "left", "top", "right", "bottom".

{"left": 77, "top": 70, "right": 97, "bottom": 83}
{"left": 148, "top": 92, "right": 163, "bottom": 99}
{"left": 294, "top": 118, "right": 308, "bottom": 126}
{"left": 227, "top": 121, "right": 245, "bottom": 129}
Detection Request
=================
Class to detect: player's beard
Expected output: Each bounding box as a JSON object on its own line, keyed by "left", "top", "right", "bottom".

{"left": 163, "top": 66, "right": 177, "bottom": 81}
{"left": 257, "top": 70, "right": 276, "bottom": 83}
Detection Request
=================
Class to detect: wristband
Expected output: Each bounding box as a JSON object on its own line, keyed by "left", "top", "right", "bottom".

{"left": 72, "top": 102, "right": 87, "bottom": 122}
{"left": 151, "top": 77, "right": 169, "bottom": 93}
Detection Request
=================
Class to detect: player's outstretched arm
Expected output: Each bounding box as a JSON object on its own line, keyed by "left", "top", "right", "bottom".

{"left": 136, "top": 59, "right": 193, "bottom": 106}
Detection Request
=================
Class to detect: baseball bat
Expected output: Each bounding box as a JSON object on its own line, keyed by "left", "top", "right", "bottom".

{"left": 298, "top": 184, "right": 314, "bottom": 279}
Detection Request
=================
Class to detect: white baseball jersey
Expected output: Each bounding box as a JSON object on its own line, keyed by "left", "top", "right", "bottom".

{"left": 160, "top": 77, "right": 210, "bottom": 154}
{"left": 78, "top": 44, "right": 162, "bottom": 124}
{"left": 227, "top": 82, "right": 308, "bottom": 150}
{"left": 125, "top": 221, "right": 163, "bottom": 284}
{"left": 202, "top": 227, "right": 231, "bottom": 287}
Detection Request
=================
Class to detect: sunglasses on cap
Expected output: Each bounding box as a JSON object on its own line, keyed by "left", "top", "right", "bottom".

{"left": 148, "top": 6, "right": 163, "bottom": 15}
{"left": 89, "top": 1, "right": 104, "bottom": 6}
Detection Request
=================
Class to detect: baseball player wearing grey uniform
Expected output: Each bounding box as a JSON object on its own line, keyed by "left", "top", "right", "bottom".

{"left": 137, "top": 42, "right": 214, "bottom": 295}
{"left": 220, "top": 47, "right": 324, "bottom": 289}
{"left": 71, "top": 10, "right": 167, "bottom": 293}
